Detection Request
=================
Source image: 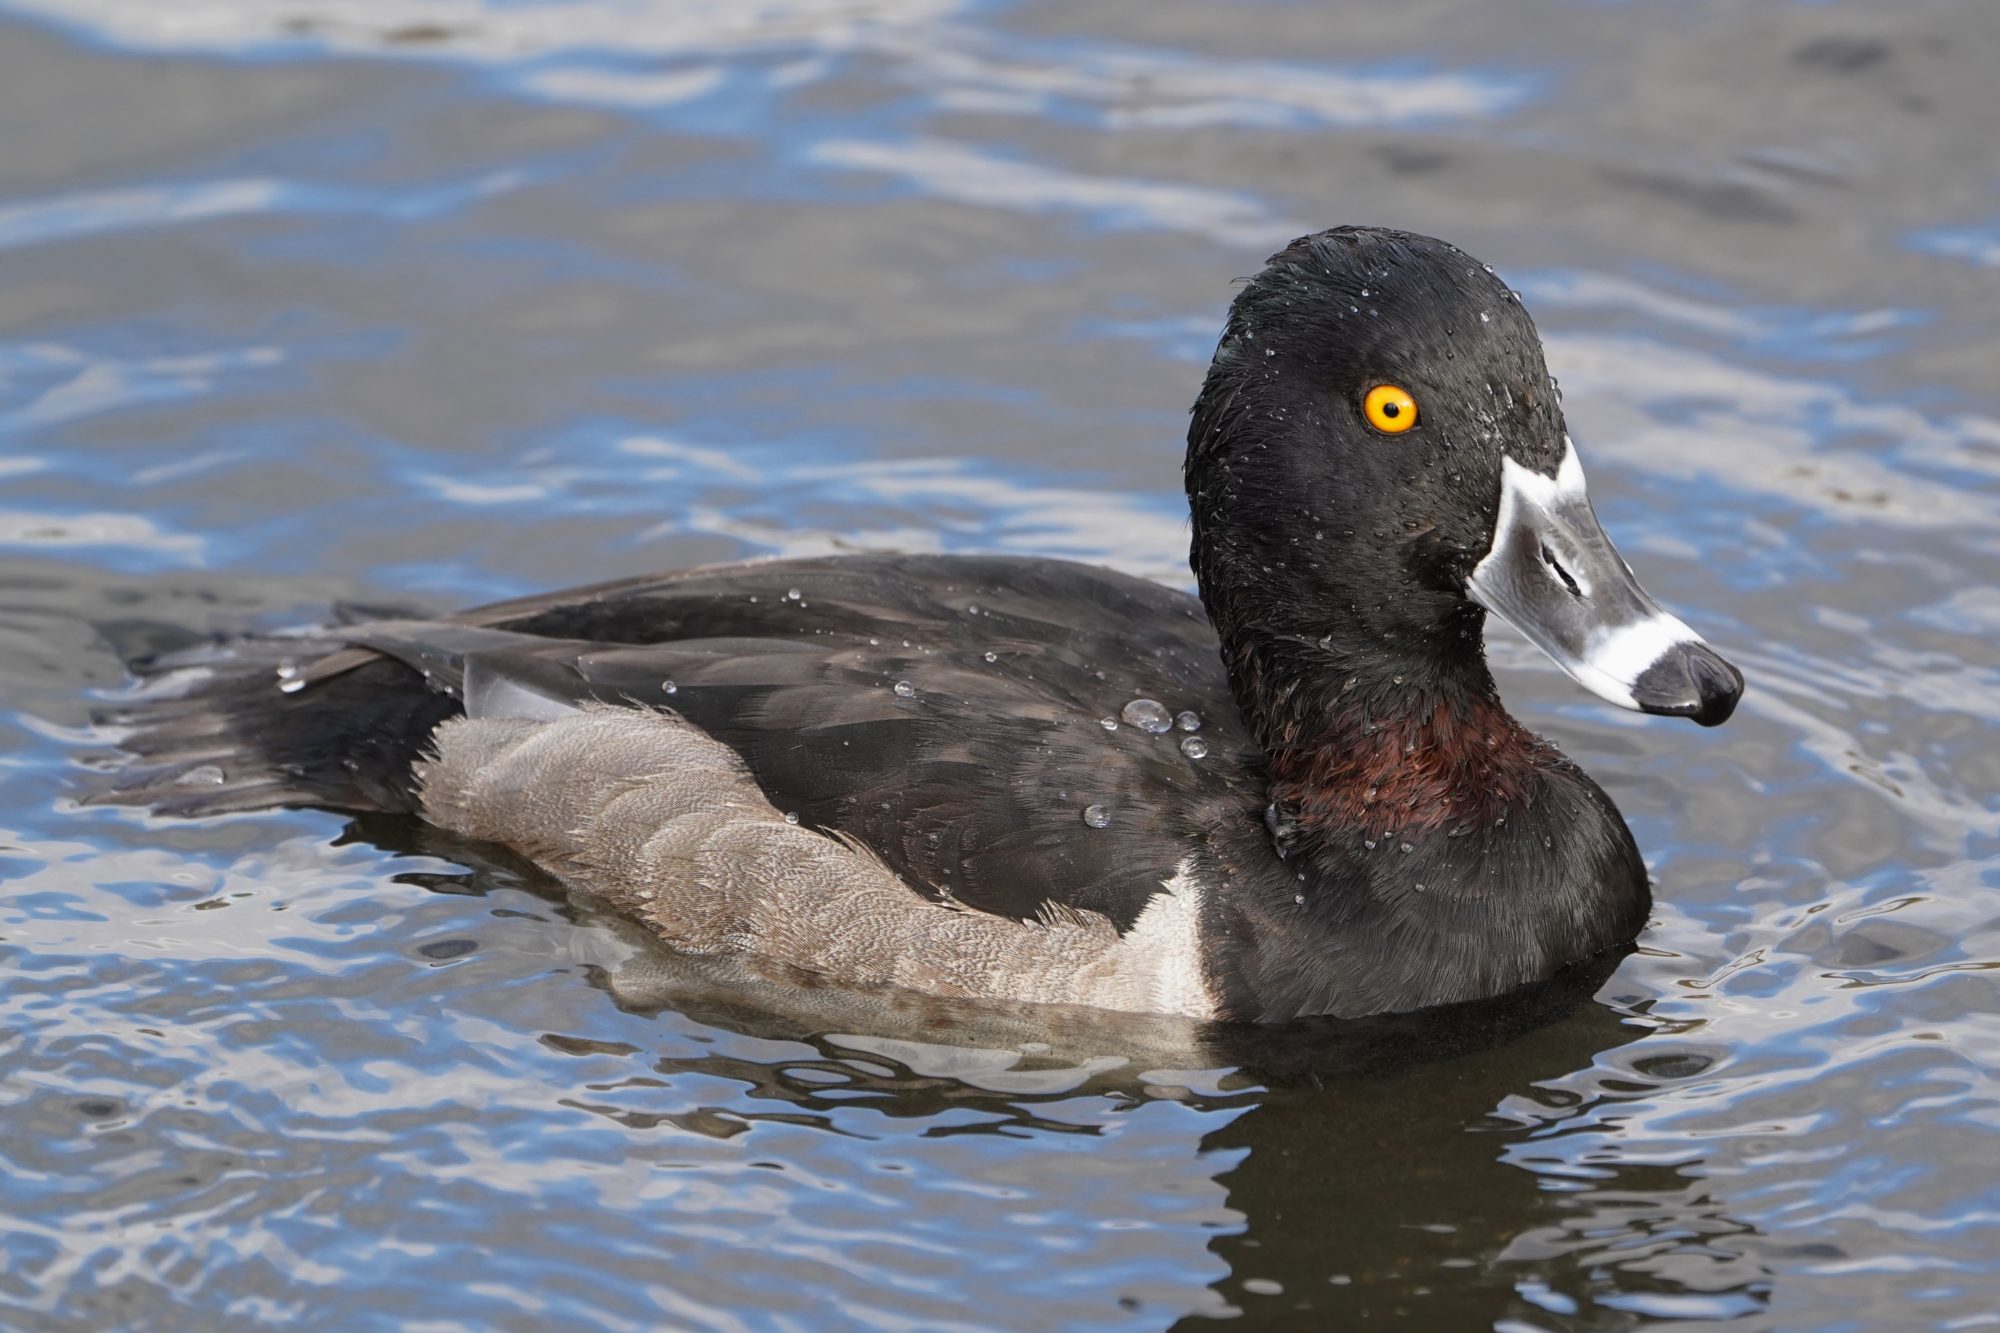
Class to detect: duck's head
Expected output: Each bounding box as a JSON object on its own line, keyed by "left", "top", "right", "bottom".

{"left": 1186, "top": 226, "right": 1742, "bottom": 728}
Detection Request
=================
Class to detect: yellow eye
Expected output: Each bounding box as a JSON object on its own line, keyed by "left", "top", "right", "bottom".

{"left": 1363, "top": 384, "right": 1418, "bottom": 434}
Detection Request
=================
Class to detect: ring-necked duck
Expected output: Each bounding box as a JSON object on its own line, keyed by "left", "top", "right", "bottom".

{"left": 92, "top": 226, "right": 1743, "bottom": 1024}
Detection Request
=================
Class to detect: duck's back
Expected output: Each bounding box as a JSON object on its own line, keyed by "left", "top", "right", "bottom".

{"left": 97, "top": 554, "right": 1266, "bottom": 935}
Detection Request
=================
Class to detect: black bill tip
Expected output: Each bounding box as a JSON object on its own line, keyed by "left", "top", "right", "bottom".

{"left": 1631, "top": 641, "right": 1745, "bottom": 727}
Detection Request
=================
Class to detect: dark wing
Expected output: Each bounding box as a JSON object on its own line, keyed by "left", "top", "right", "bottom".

{"left": 353, "top": 555, "right": 1265, "bottom": 930}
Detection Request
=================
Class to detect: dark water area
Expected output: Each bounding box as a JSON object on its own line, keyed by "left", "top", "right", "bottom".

{"left": 1, "top": 1, "right": 1997, "bottom": 1327}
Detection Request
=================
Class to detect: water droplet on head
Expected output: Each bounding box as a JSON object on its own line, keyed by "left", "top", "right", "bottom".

{"left": 1174, "top": 710, "right": 1201, "bottom": 732}
{"left": 1121, "top": 698, "right": 1173, "bottom": 733}
{"left": 785, "top": 588, "right": 802, "bottom": 601}
{"left": 983, "top": 651, "right": 997, "bottom": 663}
{"left": 1399, "top": 842, "right": 1415, "bottom": 854}
{"left": 893, "top": 680, "right": 916, "bottom": 698}
{"left": 1179, "top": 736, "right": 1209, "bottom": 760}
{"left": 1099, "top": 716, "right": 1119, "bottom": 731}
{"left": 661, "top": 680, "right": 677, "bottom": 695}
{"left": 784, "top": 812, "right": 800, "bottom": 825}
{"left": 1081, "top": 804, "right": 1111, "bottom": 829}
{"left": 175, "top": 765, "right": 227, "bottom": 786}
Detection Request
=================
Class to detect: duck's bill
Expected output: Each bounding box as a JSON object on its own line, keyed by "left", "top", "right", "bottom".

{"left": 1468, "top": 442, "right": 1744, "bottom": 727}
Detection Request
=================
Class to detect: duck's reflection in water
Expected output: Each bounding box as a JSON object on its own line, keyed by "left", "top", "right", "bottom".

{"left": 358, "top": 817, "right": 1769, "bottom": 1327}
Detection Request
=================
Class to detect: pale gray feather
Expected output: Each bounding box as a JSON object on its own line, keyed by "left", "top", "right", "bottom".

{"left": 415, "top": 704, "right": 1217, "bottom": 1019}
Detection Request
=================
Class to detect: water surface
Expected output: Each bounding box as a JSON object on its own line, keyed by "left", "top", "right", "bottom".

{"left": 2, "top": 1, "right": 1998, "bottom": 1327}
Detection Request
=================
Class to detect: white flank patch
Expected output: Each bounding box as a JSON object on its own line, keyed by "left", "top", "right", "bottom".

{"left": 1101, "top": 862, "right": 1215, "bottom": 1020}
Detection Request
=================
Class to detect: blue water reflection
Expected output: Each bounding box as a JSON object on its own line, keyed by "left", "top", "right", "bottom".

{"left": 2, "top": 0, "right": 1998, "bottom": 1327}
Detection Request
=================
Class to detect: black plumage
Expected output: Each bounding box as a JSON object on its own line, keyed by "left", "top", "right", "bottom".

{"left": 359, "top": 555, "right": 1263, "bottom": 932}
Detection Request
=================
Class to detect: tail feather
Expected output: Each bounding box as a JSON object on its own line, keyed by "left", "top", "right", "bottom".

{"left": 83, "top": 632, "right": 460, "bottom": 818}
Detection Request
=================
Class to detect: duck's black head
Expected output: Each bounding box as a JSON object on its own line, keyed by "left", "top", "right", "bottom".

{"left": 1186, "top": 226, "right": 1743, "bottom": 741}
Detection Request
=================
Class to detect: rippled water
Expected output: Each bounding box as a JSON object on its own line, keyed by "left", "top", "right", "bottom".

{"left": 3, "top": 1, "right": 1998, "bottom": 1327}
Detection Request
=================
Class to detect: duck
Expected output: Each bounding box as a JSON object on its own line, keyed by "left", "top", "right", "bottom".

{"left": 91, "top": 226, "right": 1743, "bottom": 1025}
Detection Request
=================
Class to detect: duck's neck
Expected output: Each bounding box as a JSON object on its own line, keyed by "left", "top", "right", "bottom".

{"left": 1191, "top": 565, "right": 1651, "bottom": 1020}
{"left": 1215, "top": 604, "right": 1549, "bottom": 855}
